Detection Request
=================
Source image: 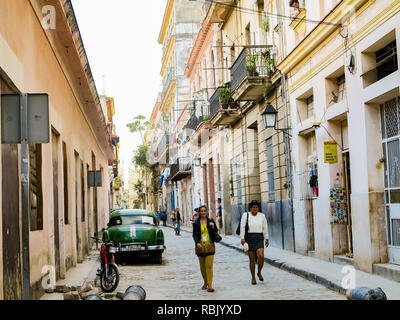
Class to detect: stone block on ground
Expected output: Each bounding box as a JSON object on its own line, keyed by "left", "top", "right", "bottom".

{"left": 55, "top": 285, "right": 72, "bottom": 293}
{"left": 103, "top": 293, "right": 116, "bottom": 299}
{"left": 64, "top": 291, "right": 80, "bottom": 300}
{"left": 80, "top": 288, "right": 102, "bottom": 300}
{"left": 78, "top": 282, "right": 94, "bottom": 294}
{"left": 116, "top": 291, "right": 124, "bottom": 300}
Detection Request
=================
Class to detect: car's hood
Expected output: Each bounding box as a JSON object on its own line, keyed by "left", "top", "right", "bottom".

{"left": 108, "top": 224, "right": 157, "bottom": 244}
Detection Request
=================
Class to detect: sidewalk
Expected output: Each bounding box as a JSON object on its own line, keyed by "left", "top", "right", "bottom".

{"left": 175, "top": 224, "right": 400, "bottom": 300}
{"left": 40, "top": 250, "right": 99, "bottom": 300}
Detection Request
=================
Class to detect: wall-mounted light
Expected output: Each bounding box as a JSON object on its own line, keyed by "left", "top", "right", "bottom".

{"left": 345, "top": 54, "right": 354, "bottom": 74}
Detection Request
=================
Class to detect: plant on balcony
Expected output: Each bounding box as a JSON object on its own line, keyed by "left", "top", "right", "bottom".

{"left": 219, "top": 84, "right": 233, "bottom": 109}
{"left": 261, "top": 16, "right": 270, "bottom": 33}
{"left": 246, "top": 54, "right": 259, "bottom": 77}
{"left": 263, "top": 48, "right": 275, "bottom": 75}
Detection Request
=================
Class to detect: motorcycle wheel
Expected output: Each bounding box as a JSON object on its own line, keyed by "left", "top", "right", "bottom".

{"left": 100, "top": 264, "right": 119, "bottom": 293}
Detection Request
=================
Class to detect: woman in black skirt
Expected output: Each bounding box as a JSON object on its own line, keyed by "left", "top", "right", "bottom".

{"left": 240, "top": 200, "right": 269, "bottom": 285}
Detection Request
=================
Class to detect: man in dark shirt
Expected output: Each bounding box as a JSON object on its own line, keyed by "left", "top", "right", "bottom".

{"left": 217, "top": 198, "right": 223, "bottom": 229}
{"left": 175, "top": 208, "right": 182, "bottom": 236}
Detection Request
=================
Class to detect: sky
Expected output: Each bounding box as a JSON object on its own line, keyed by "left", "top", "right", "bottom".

{"left": 71, "top": 0, "right": 168, "bottom": 184}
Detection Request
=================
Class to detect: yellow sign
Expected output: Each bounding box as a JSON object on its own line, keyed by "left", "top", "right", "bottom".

{"left": 324, "top": 141, "right": 338, "bottom": 163}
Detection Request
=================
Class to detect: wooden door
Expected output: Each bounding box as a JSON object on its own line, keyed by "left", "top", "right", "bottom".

{"left": 2, "top": 144, "right": 22, "bottom": 300}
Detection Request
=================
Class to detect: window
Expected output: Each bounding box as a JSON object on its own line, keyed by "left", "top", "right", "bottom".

{"left": 236, "top": 156, "right": 242, "bottom": 205}
{"left": 30, "top": 144, "right": 43, "bottom": 231}
{"left": 337, "top": 75, "right": 346, "bottom": 102}
{"left": 81, "top": 161, "right": 85, "bottom": 222}
{"left": 266, "top": 138, "right": 275, "bottom": 201}
{"left": 62, "top": 142, "right": 69, "bottom": 224}
{"left": 376, "top": 40, "right": 398, "bottom": 81}
{"left": 306, "top": 95, "right": 314, "bottom": 119}
{"left": 362, "top": 36, "right": 398, "bottom": 87}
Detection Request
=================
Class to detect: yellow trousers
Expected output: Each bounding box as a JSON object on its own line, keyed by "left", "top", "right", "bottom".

{"left": 198, "top": 255, "right": 214, "bottom": 286}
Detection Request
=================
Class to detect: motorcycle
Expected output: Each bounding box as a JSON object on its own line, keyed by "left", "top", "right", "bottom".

{"left": 91, "top": 236, "right": 120, "bottom": 293}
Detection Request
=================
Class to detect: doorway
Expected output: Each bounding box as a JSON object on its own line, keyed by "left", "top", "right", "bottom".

{"left": 381, "top": 97, "right": 400, "bottom": 264}
{"left": 52, "top": 130, "right": 61, "bottom": 279}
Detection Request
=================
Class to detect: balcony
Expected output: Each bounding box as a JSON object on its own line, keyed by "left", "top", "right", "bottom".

{"left": 205, "top": 0, "right": 234, "bottom": 24}
{"left": 209, "top": 83, "right": 241, "bottom": 126}
{"left": 231, "top": 46, "right": 276, "bottom": 102}
{"left": 156, "top": 133, "right": 169, "bottom": 165}
{"left": 162, "top": 67, "right": 175, "bottom": 98}
{"left": 289, "top": 9, "right": 307, "bottom": 37}
{"left": 185, "top": 101, "right": 210, "bottom": 132}
{"left": 169, "top": 157, "right": 192, "bottom": 182}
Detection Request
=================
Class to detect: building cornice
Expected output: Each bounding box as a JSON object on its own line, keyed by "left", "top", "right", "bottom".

{"left": 158, "top": 0, "right": 175, "bottom": 44}
{"left": 288, "top": 0, "right": 400, "bottom": 94}
{"left": 277, "top": 0, "right": 371, "bottom": 74}
{"left": 29, "top": 0, "right": 114, "bottom": 160}
{"left": 185, "top": 20, "right": 213, "bottom": 77}
{"left": 161, "top": 36, "right": 175, "bottom": 76}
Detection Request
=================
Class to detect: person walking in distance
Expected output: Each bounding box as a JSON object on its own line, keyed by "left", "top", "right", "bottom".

{"left": 161, "top": 211, "right": 167, "bottom": 226}
{"left": 193, "top": 205, "right": 218, "bottom": 292}
{"left": 170, "top": 209, "right": 176, "bottom": 230}
{"left": 175, "top": 208, "right": 182, "bottom": 236}
{"left": 240, "top": 200, "right": 269, "bottom": 285}
{"left": 217, "top": 198, "right": 223, "bottom": 230}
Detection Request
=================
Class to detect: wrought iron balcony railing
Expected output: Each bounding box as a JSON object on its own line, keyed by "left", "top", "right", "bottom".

{"left": 230, "top": 47, "right": 276, "bottom": 95}
{"left": 169, "top": 157, "right": 192, "bottom": 182}
{"left": 156, "top": 133, "right": 169, "bottom": 164}
{"left": 162, "top": 68, "right": 175, "bottom": 98}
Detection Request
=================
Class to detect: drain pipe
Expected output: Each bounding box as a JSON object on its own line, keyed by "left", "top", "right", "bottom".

{"left": 277, "top": 0, "right": 295, "bottom": 252}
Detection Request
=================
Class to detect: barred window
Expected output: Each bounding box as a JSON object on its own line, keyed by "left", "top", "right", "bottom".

{"left": 30, "top": 144, "right": 43, "bottom": 231}
{"left": 306, "top": 95, "right": 314, "bottom": 119}
{"left": 266, "top": 138, "right": 275, "bottom": 202}
{"left": 337, "top": 75, "right": 346, "bottom": 102}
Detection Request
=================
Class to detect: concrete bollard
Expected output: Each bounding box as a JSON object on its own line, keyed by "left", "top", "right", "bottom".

{"left": 123, "top": 285, "right": 146, "bottom": 300}
{"left": 85, "top": 294, "right": 102, "bottom": 300}
{"left": 346, "top": 287, "right": 387, "bottom": 300}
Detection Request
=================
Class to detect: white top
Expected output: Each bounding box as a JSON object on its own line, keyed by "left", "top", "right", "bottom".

{"left": 240, "top": 212, "right": 269, "bottom": 240}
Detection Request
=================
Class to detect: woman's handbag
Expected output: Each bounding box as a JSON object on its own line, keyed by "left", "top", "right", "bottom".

{"left": 210, "top": 220, "right": 222, "bottom": 243}
{"left": 212, "top": 230, "right": 222, "bottom": 243}
{"left": 235, "top": 213, "right": 249, "bottom": 238}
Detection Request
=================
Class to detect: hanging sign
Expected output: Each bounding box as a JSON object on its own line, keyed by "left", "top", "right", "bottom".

{"left": 324, "top": 141, "right": 338, "bottom": 163}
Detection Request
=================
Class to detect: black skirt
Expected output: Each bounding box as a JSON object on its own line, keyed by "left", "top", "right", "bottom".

{"left": 246, "top": 233, "right": 264, "bottom": 251}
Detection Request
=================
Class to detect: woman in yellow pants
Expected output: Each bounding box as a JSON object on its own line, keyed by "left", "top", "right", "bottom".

{"left": 192, "top": 205, "right": 218, "bottom": 292}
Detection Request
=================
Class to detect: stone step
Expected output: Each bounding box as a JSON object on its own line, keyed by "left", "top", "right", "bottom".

{"left": 333, "top": 255, "right": 355, "bottom": 266}
{"left": 373, "top": 263, "right": 400, "bottom": 282}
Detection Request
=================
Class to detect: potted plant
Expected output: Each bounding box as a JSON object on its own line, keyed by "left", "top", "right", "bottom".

{"left": 263, "top": 49, "right": 275, "bottom": 75}
{"left": 219, "top": 85, "right": 232, "bottom": 109}
{"left": 246, "top": 54, "right": 259, "bottom": 76}
{"left": 261, "top": 16, "right": 270, "bottom": 33}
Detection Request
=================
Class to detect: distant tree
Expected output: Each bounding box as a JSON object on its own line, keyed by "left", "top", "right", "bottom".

{"left": 126, "top": 115, "right": 150, "bottom": 144}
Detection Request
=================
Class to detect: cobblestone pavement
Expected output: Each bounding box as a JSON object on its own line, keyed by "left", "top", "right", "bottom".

{"left": 116, "top": 227, "right": 345, "bottom": 300}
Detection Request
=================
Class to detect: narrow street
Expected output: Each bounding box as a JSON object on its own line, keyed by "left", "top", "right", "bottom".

{"left": 116, "top": 227, "right": 345, "bottom": 300}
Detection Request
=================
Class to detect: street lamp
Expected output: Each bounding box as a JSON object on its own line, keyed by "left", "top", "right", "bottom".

{"left": 261, "top": 102, "right": 291, "bottom": 136}
{"left": 261, "top": 102, "right": 278, "bottom": 129}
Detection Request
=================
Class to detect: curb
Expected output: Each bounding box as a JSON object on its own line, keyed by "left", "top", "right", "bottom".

{"left": 170, "top": 226, "right": 347, "bottom": 297}
{"left": 219, "top": 240, "right": 347, "bottom": 296}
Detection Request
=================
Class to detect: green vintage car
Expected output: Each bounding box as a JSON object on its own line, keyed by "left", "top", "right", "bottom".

{"left": 103, "top": 209, "right": 166, "bottom": 264}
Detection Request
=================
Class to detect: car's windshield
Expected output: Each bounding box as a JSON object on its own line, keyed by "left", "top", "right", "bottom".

{"left": 109, "top": 215, "right": 155, "bottom": 227}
